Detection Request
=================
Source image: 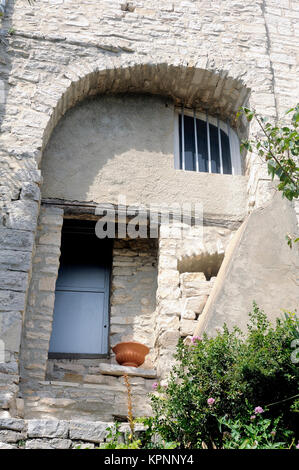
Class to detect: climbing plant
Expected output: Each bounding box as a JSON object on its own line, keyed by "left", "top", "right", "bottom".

{"left": 238, "top": 104, "right": 299, "bottom": 202}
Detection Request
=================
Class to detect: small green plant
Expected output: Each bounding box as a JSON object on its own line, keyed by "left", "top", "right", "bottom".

{"left": 135, "top": 417, "right": 178, "bottom": 449}
{"left": 100, "top": 374, "right": 142, "bottom": 449}
{"left": 99, "top": 422, "right": 141, "bottom": 449}
{"left": 286, "top": 234, "right": 299, "bottom": 249}
{"left": 218, "top": 408, "right": 294, "bottom": 449}
{"left": 284, "top": 311, "right": 299, "bottom": 339}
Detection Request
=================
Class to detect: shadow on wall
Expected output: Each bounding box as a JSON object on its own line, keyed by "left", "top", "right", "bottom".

{"left": 178, "top": 252, "right": 224, "bottom": 280}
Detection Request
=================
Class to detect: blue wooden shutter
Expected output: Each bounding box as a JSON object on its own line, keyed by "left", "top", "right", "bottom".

{"left": 49, "top": 221, "right": 111, "bottom": 356}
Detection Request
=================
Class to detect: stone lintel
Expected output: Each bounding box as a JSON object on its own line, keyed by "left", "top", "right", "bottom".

{"left": 98, "top": 363, "right": 156, "bottom": 378}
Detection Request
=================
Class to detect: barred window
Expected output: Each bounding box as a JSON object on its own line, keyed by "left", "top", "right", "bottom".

{"left": 174, "top": 109, "right": 242, "bottom": 175}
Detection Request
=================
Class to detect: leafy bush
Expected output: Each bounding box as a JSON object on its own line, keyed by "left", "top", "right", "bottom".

{"left": 150, "top": 303, "right": 299, "bottom": 448}
{"left": 218, "top": 408, "right": 295, "bottom": 449}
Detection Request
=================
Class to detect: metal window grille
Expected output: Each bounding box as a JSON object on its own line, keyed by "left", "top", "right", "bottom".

{"left": 178, "top": 108, "right": 237, "bottom": 175}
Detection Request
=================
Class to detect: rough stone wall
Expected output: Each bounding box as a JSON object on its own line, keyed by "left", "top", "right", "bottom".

{"left": 110, "top": 238, "right": 158, "bottom": 367}
{"left": 18, "top": 210, "right": 157, "bottom": 420}
{"left": 20, "top": 206, "right": 63, "bottom": 390}
{"left": 0, "top": 0, "right": 298, "bottom": 420}
{"left": 0, "top": 417, "right": 146, "bottom": 449}
{"left": 20, "top": 369, "right": 155, "bottom": 421}
{"left": 155, "top": 223, "right": 233, "bottom": 379}
{"left": 179, "top": 272, "right": 215, "bottom": 337}
{"left": 18, "top": 217, "right": 229, "bottom": 419}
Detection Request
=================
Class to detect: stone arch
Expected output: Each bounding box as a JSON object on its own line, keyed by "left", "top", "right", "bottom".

{"left": 37, "top": 55, "right": 251, "bottom": 164}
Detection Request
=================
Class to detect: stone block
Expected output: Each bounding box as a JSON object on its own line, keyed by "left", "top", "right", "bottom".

{"left": 181, "top": 309, "right": 196, "bottom": 320}
{"left": 156, "top": 286, "right": 180, "bottom": 300}
{"left": 20, "top": 182, "right": 40, "bottom": 201}
{"left": 0, "top": 228, "right": 34, "bottom": 252}
{"left": 83, "top": 375, "right": 113, "bottom": 385}
{"left": 6, "top": 200, "right": 39, "bottom": 231}
{"left": 180, "top": 272, "right": 206, "bottom": 285}
{"left": 110, "top": 293, "right": 133, "bottom": 305}
{"left": 0, "top": 290, "right": 26, "bottom": 311}
{"left": 183, "top": 295, "right": 208, "bottom": 314}
{"left": 158, "top": 255, "right": 178, "bottom": 270}
{"left": 158, "top": 299, "right": 182, "bottom": 316}
{"left": 0, "top": 442, "right": 17, "bottom": 449}
{"left": 69, "top": 421, "right": 109, "bottom": 443}
{"left": 0, "top": 311, "right": 22, "bottom": 353}
{"left": 0, "top": 429, "right": 27, "bottom": 443}
{"left": 0, "top": 249, "right": 32, "bottom": 272}
{"left": 0, "top": 372, "right": 19, "bottom": 384}
{"left": 180, "top": 319, "right": 198, "bottom": 336}
{"left": 0, "top": 270, "right": 28, "bottom": 292}
{"left": 38, "top": 231, "right": 62, "bottom": 246}
{"left": 0, "top": 391, "right": 15, "bottom": 410}
{"left": 25, "top": 438, "right": 72, "bottom": 449}
{"left": 156, "top": 315, "right": 180, "bottom": 330}
{"left": 0, "top": 362, "right": 18, "bottom": 374}
{"left": 27, "top": 419, "right": 69, "bottom": 438}
{"left": 158, "top": 330, "right": 180, "bottom": 348}
{"left": 181, "top": 282, "right": 212, "bottom": 297}
{"left": 38, "top": 276, "right": 57, "bottom": 291}
{"left": 157, "top": 269, "right": 180, "bottom": 286}
{"left": 119, "top": 422, "right": 146, "bottom": 434}
{"left": 72, "top": 442, "right": 95, "bottom": 449}
{"left": 110, "top": 316, "right": 135, "bottom": 325}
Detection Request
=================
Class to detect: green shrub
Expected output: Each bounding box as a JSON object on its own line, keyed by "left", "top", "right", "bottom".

{"left": 98, "top": 420, "right": 178, "bottom": 449}
{"left": 99, "top": 423, "right": 142, "bottom": 449}
{"left": 218, "top": 409, "right": 295, "bottom": 449}
{"left": 150, "top": 303, "right": 299, "bottom": 448}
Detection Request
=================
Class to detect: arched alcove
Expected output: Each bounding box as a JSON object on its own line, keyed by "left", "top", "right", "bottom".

{"left": 40, "top": 59, "right": 251, "bottom": 159}
{"left": 40, "top": 60, "right": 250, "bottom": 219}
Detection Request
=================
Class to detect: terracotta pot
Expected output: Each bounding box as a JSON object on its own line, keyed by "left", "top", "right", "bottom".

{"left": 112, "top": 342, "right": 150, "bottom": 368}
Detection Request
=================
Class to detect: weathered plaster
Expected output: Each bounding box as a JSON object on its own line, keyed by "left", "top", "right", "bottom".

{"left": 196, "top": 192, "right": 299, "bottom": 336}
{"left": 41, "top": 94, "right": 247, "bottom": 221}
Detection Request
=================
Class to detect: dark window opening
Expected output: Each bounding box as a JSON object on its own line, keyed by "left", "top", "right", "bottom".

{"left": 48, "top": 219, "right": 112, "bottom": 359}
{"left": 178, "top": 112, "right": 234, "bottom": 175}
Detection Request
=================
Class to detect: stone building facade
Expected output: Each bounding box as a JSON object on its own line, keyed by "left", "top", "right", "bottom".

{"left": 0, "top": 0, "right": 298, "bottom": 447}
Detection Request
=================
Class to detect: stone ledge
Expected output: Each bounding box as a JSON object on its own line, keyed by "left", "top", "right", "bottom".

{"left": 98, "top": 363, "right": 157, "bottom": 378}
